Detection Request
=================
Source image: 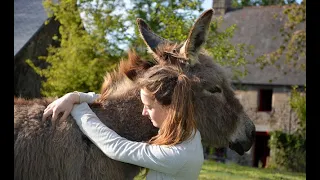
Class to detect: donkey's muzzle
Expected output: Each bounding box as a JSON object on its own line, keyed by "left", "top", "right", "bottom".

{"left": 229, "top": 130, "right": 256, "bottom": 156}
{"left": 229, "top": 141, "right": 244, "bottom": 155}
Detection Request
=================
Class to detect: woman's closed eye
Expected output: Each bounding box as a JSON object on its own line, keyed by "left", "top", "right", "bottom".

{"left": 144, "top": 105, "right": 152, "bottom": 110}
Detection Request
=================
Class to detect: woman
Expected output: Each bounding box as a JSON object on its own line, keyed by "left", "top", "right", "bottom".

{"left": 43, "top": 65, "right": 204, "bottom": 179}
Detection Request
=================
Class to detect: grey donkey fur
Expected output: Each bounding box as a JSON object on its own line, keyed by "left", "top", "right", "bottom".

{"left": 14, "top": 9, "right": 255, "bottom": 180}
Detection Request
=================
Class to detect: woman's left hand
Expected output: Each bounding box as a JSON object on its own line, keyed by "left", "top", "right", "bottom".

{"left": 42, "top": 92, "right": 80, "bottom": 123}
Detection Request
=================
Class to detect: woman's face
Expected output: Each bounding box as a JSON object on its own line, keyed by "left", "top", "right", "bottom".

{"left": 140, "top": 89, "right": 169, "bottom": 128}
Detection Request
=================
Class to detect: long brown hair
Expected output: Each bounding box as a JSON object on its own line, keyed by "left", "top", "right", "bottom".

{"left": 138, "top": 65, "right": 197, "bottom": 146}
{"left": 138, "top": 65, "right": 197, "bottom": 177}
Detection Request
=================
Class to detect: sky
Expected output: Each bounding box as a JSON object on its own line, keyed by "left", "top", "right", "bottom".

{"left": 202, "top": 0, "right": 212, "bottom": 9}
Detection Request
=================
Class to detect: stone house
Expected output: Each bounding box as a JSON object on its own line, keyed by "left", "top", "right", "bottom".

{"left": 205, "top": 0, "right": 306, "bottom": 167}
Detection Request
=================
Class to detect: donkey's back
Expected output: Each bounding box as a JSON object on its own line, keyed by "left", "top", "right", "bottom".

{"left": 14, "top": 96, "right": 157, "bottom": 180}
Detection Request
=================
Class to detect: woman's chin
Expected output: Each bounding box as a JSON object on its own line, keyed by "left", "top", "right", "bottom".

{"left": 151, "top": 120, "right": 159, "bottom": 128}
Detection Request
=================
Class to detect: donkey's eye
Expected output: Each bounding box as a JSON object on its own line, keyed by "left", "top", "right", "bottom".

{"left": 208, "top": 86, "right": 222, "bottom": 94}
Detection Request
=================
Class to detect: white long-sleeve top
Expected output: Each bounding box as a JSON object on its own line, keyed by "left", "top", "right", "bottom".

{"left": 71, "top": 92, "right": 204, "bottom": 180}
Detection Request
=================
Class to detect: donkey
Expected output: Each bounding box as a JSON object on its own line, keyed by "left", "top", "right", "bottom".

{"left": 14, "top": 9, "right": 255, "bottom": 180}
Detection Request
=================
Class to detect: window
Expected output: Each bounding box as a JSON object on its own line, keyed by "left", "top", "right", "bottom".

{"left": 258, "top": 89, "right": 272, "bottom": 112}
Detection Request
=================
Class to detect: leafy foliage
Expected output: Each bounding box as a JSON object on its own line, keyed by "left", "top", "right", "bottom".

{"left": 267, "top": 130, "right": 306, "bottom": 173}
{"left": 126, "top": 0, "right": 254, "bottom": 78}
{"left": 267, "top": 86, "right": 306, "bottom": 173}
{"left": 125, "top": 0, "right": 204, "bottom": 57}
{"left": 26, "top": 0, "right": 123, "bottom": 97}
{"left": 290, "top": 85, "right": 306, "bottom": 135}
{"left": 255, "top": 0, "right": 306, "bottom": 73}
{"left": 230, "top": 0, "right": 305, "bottom": 79}
{"left": 205, "top": 16, "right": 254, "bottom": 79}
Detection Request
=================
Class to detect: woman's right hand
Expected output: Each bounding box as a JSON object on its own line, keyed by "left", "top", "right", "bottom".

{"left": 42, "top": 92, "right": 80, "bottom": 122}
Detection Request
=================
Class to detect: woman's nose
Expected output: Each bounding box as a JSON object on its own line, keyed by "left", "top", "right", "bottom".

{"left": 142, "top": 106, "right": 148, "bottom": 116}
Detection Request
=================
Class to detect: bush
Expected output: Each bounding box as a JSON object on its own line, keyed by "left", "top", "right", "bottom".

{"left": 267, "top": 86, "right": 306, "bottom": 173}
{"left": 267, "top": 131, "right": 306, "bottom": 172}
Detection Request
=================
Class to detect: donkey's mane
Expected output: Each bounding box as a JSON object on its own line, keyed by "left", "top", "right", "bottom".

{"left": 99, "top": 43, "right": 189, "bottom": 100}
{"left": 153, "top": 42, "right": 188, "bottom": 65}
{"left": 98, "top": 50, "right": 154, "bottom": 102}
{"left": 153, "top": 42, "right": 209, "bottom": 67}
{"left": 98, "top": 42, "right": 209, "bottom": 103}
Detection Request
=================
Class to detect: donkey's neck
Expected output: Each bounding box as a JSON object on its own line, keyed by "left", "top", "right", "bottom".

{"left": 90, "top": 90, "right": 158, "bottom": 142}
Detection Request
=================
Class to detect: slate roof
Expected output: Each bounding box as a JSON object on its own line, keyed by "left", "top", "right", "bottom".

{"left": 14, "top": 0, "right": 51, "bottom": 56}
{"left": 216, "top": 5, "right": 306, "bottom": 86}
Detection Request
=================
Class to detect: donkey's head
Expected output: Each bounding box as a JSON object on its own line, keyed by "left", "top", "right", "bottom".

{"left": 134, "top": 9, "right": 256, "bottom": 155}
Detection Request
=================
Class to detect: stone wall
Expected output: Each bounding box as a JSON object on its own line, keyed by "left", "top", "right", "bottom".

{"left": 234, "top": 85, "right": 301, "bottom": 133}
{"left": 14, "top": 18, "right": 60, "bottom": 99}
{"left": 225, "top": 84, "right": 302, "bottom": 166}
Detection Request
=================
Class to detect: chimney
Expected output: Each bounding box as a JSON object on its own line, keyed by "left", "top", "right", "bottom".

{"left": 212, "top": 0, "right": 232, "bottom": 15}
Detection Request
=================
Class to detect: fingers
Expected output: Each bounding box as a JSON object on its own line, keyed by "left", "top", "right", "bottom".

{"left": 42, "top": 102, "right": 54, "bottom": 121}
{"left": 61, "top": 110, "right": 71, "bottom": 121}
{"left": 42, "top": 95, "right": 74, "bottom": 124}
{"left": 42, "top": 108, "right": 53, "bottom": 121}
{"left": 52, "top": 109, "right": 58, "bottom": 122}
{"left": 43, "top": 100, "right": 60, "bottom": 121}
{"left": 42, "top": 105, "right": 60, "bottom": 127}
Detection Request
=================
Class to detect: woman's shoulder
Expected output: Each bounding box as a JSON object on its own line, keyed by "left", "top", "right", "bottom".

{"left": 174, "top": 129, "right": 203, "bottom": 159}
{"left": 176, "top": 129, "right": 202, "bottom": 148}
{"left": 187, "top": 129, "right": 202, "bottom": 142}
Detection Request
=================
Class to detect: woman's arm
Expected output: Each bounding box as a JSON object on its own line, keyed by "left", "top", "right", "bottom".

{"left": 71, "top": 103, "right": 187, "bottom": 175}
{"left": 42, "top": 92, "right": 100, "bottom": 121}
{"left": 76, "top": 91, "right": 100, "bottom": 104}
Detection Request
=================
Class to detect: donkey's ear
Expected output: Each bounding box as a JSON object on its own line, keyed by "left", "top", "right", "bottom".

{"left": 180, "top": 9, "right": 214, "bottom": 65}
{"left": 136, "top": 18, "right": 170, "bottom": 54}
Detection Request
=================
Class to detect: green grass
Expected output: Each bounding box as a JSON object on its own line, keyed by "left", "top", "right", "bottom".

{"left": 134, "top": 160, "right": 306, "bottom": 180}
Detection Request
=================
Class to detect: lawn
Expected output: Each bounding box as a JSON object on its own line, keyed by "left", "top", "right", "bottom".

{"left": 134, "top": 160, "right": 306, "bottom": 180}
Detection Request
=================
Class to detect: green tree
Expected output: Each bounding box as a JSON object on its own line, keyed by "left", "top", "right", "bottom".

{"left": 125, "top": 0, "right": 205, "bottom": 56}
{"left": 126, "top": 0, "right": 254, "bottom": 79}
{"left": 205, "top": 16, "right": 254, "bottom": 79}
{"left": 27, "top": 0, "right": 127, "bottom": 97}
{"left": 289, "top": 85, "right": 306, "bottom": 137}
{"left": 267, "top": 86, "right": 306, "bottom": 172}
